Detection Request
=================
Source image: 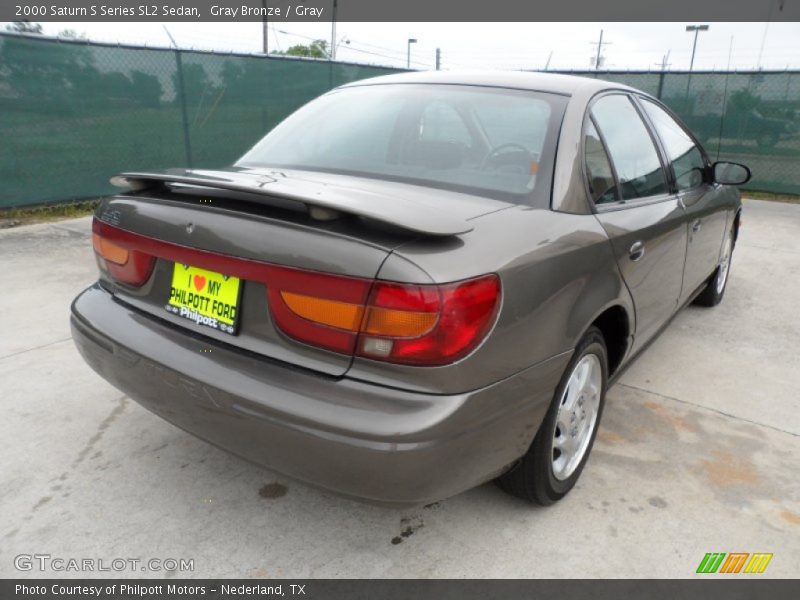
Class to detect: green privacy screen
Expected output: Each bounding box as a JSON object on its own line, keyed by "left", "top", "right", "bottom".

{"left": 1, "top": 33, "right": 799, "bottom": 207}
{"left": 0, "top": 34, "right": 400, "bottom": 207}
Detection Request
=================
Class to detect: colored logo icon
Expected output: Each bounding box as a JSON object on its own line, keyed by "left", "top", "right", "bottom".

{"left": 696, "top": 553, "right": 773, "bottom": 574}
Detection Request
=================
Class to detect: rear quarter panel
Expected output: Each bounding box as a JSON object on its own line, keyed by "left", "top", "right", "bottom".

{"left": 346, "top": 206, "right": 634, "bottom": 394}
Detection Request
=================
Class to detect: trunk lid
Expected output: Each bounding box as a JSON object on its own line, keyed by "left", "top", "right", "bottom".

{"left": 95, "top": 168, "right": 511, "bottom": 376}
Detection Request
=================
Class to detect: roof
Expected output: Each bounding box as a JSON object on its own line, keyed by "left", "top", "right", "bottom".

{"left": 339, "top": 70, "right": 636, "bottom": 96}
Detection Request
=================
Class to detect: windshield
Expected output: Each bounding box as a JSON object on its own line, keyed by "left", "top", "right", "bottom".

{"left": 237, "top": 84, "right": 567, "bottom": 203}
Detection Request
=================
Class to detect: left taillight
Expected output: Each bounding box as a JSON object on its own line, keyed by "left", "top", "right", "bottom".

{"left": 92, "top": 220, "right": 155, "bottom": 287}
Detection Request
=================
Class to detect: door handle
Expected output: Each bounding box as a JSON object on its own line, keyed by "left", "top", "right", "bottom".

{"left": 692, "top": 219, "right": 702, "bottom": 233}
{"left": 629, "top": 241, "right": 645, "bottom": 262}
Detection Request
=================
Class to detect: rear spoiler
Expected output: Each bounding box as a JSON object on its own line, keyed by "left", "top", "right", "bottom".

{"left": 111, "top": 170, "right": 474, "bottom": 237}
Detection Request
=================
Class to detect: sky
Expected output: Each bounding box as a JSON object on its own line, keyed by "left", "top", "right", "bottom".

{"left": 6, "top": 21, "right": 800, "bottom": 71}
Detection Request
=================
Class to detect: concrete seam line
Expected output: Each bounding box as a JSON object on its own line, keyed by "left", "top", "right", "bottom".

{"left": 0, "top": 337, "right": 73, "bottom": 362}
{"left": 737, "top": 243, "right": 800, "bottom": 256}
{"left": 51, "top": 223, "right": 91, "bottom": 235}
{"left": 616, "top": 382, "right": 800, "bottom": 439}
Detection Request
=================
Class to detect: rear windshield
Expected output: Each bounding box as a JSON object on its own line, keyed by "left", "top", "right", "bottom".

{"left": 237, "top": 84, "right": 567, "bottom": 204}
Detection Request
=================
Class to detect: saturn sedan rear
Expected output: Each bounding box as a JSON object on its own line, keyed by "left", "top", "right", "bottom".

{"left": 72, "top": 71, "right": 746, "bottom": 506}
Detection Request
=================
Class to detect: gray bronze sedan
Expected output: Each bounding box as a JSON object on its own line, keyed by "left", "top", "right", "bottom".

{"left": 72, "top": 72, "right": 750, "bottom": 506}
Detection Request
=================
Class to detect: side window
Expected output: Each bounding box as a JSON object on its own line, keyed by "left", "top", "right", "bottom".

{"left": 591, "top": 95, "right": 668, "bottom": 201}
{"left": 640, "top": 99, "right": 706, "bottom": 191}
{"left": 584, "top": 120, "right": 618, "bottom": 205}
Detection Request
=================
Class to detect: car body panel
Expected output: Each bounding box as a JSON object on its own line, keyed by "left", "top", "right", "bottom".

{"left": 595, "top": 198, "right": 689, "bottom": 353}
{"left": 95, "top": 194, "right": 417, "bottom": 376}
{"left": 679, "top": 184, "right": 738, "bottom": 301}
{"left": 348, "top": 206, "right": 634, "bottom": 393}
{"left": 71, "top": 284, "right": 569, "bottom": 506}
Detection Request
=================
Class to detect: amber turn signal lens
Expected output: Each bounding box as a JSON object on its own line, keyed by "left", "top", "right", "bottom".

{"left": 92, "top": 233, "right": 129, "bottom": 265}
{"left": 363, "top": 306, "right": 438, "bottom": 338}
{"left": 280, "top": 292, "right": 364, "bottom": 331}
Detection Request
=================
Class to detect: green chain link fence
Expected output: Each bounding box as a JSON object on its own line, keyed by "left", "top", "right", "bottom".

{"left": 1, "top": 33, "right": 799, "bottom": 208}
{"left": 567, "top": 69, "right": 800, "bottom": 196}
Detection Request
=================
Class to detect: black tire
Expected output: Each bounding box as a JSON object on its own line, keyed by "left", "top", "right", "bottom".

{"left": 693, "top": 227, "right": 735, "bottom": 307}
{"left": 496, "top": 327, "right": 608, "bottom": 505}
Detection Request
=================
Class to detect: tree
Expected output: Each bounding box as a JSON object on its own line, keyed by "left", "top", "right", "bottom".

{"left": 277, "top": 40, "right": 329, "bottom": 59}
{"left": 6, "top": 21, "right": 43, "bottom": 34}
{"left": 131, "top": 71, "right": 163, "bottom": 108}
{"left": 171, "top": 63, "right": 215, "bottom": 107}
{"left": 58, "top": 29, "right": 88, "bottom": 40}
{"left": 0, "top": 31, "right": 97, "bottom": 113}
{"left": 728, "top": 89, "right": 761, "bottom": 114}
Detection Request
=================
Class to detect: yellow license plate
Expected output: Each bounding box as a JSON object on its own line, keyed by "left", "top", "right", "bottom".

{"left": 167, "top": 263, "right": 242, "bottom": 335}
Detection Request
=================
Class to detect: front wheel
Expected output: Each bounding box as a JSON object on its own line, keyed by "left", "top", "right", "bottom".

{"left": 496, "top": 327, "right": 608, "bottom": 505}
{"left": 694, "top": 228, "right": 734, "bottom": 307}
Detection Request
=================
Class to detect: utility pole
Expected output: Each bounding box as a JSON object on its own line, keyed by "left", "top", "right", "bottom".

{"left": 407, "top": 38, "right": 417, "bottom": 69}
{"left": 656, "top": 50, "right": 671, "bottom": 71}
{"left": 330, "top": 0, "right": 338, "bottom": 60}
{"left": 686, "top": 24, "right": 709, "bottom": 71}
{"left": 726, "top": 36, "right": 734, "bottom": 71}
{"left": 590, "top": 29, "right": 611, "bottom": 71}
{"left": 655, "top": 49, "right": 671, "bottom": 100}
{"left": 261, "top": 0, "right": 268, "bottom": 54}
{"left": 435, "top": 48, "right": 441, "bottom": 70}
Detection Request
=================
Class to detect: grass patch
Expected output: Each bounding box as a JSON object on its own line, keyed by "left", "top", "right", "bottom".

{"left": 743, "top": 191, "right": 800, "bottom": 204}
{"left": 0, "top": 199, "right": 100, "bottom": 227}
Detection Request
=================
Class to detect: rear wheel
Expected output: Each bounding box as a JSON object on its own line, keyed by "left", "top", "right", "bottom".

{"left": 496, "top": 327, "right": 608, "bottom": 505}
{"left": 694, "top": 228, "right": 734, "bottom": 307}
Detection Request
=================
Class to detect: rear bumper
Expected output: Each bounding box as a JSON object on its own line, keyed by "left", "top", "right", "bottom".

{"left": 71, "top": 284, "right": 569, "bottom": 506}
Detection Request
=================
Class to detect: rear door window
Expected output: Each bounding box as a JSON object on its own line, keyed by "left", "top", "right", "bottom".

{"left": 590, "top": 94, "right": 669, "bottom": 201}
{"left": 640, "top": 99, "right": 707, "bottom": 191}
{"left": 584, "top": 119, "right": 618, "bottom": 205}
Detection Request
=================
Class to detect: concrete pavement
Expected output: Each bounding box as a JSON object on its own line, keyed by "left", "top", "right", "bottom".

{"left": 1, "top": 200, "right": 798, "bottom": 578}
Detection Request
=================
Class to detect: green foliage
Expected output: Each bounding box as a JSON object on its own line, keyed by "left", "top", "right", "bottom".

{"left": 0, "top": 36, "right": 163, "bottom": 113}
{"left": 58, "top": 29, "right": 87, "bottom": 40}
{"left": 278, "top": 40, "right": 329, "bottom": 59}
{"left": 0, "top": 199, "right": 100, "bottom": 225}
{"left": 6, "top": 21, "right": 42, "bottom": 34}
{"left": 728, "top": 89, "right": 761, "bottom": 112}
{"left": 172, "top": 62, "right": 215, "bottom": 106}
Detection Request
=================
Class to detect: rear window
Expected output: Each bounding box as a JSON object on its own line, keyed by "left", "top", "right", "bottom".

{"left": 238, "top": 84, "right": 567, "bottom": 204}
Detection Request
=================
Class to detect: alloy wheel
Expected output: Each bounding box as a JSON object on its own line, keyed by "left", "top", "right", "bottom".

{"left": 552, "top": 354, "right": 602, "bottom": 481}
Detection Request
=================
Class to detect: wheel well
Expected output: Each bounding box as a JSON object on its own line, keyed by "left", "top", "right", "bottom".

{"left": 591, "top": 306, "right": 630, "bottom": 377}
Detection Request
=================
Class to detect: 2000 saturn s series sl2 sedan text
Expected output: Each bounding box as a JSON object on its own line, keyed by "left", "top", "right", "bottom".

{"left": 71, "top": 72, "right": 751, "bottom": 506}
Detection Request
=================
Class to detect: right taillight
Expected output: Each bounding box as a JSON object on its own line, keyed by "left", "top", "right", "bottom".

{"left": 269, "top": 272, "right": 501, "bottom": 366}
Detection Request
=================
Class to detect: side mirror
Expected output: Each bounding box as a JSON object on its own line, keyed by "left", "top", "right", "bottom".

{"left": 713, "top": 161, "right": 751, "bottom": 186}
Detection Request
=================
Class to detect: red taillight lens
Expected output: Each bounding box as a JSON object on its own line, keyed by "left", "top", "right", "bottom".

{"left": 92, "top": 220, "right": 155, "bottom": 287}
{"left": 269, "top": 273, "right": 501, "bottom": 366}
{"left": 359, "top": 275, "right": 501, "bottom": 365}
{"left": 267, "top": 269, "right": 372, "bottom": 354}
